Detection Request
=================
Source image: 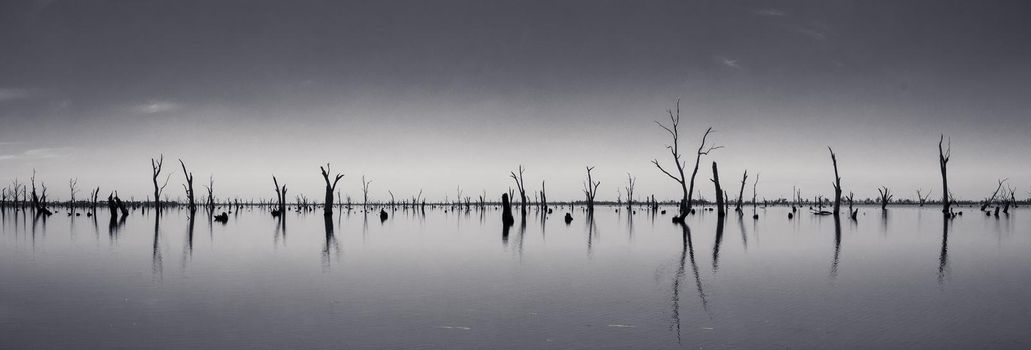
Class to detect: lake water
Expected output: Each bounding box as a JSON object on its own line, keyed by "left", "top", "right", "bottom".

{"left": 1, "top": 205, "right": 1029, "bottom": 349}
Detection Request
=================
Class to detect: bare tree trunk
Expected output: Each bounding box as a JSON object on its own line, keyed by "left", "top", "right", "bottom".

{"left": 151, "top": 155, "right": 164, "bottom": 208}
{"left": 272, "top": 176, "right": 287, "bottom": 216}
{"left": 939, "top": 135, "right": 951, "bottom": 215}
{"left": 179, "top": 159, "right": 196, "bottom": 212}
{"left": 501, "top": 193, "right": 514, "bottom": 226}
{"left": 829, "top": 147, "right": 842, "bottom": 215}
{"left": 583, "top": 166, "right": 600, "bottom": 213}
{"left": 510, "top": 165, "right": 527, "bottom": 217}
{"left": 320, "top": 164, "right": 344, "bottom": 215}
{"left": 735, "top": 170, "right": 747, "bottom": 214}
{"left": 540, "top": 180, "right": 547, "bottom": 212}
{"left": 711, "top": 162, "right": 725, "bottom": 217}
{"left": 361, "top": 175, "right": 372, "bottom": 207}
{"left": 625, "top": 173, "right": 636, "bottom": 210}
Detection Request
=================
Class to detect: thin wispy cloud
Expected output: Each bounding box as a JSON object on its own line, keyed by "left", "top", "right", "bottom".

{"left": 0, "top": 88, "right": 32, "bottom": 102}
{"left": 715, "top": 56, "right": 742, "bottom": 69}
{"left": 135, "top": 101, "right": 179, "bottom": 114}
{"left": 753, "top": 9, "right": 787, "bottom": 17}
{"left": 0, "top": 147, "right": 75, "bottom": 161}
{"left": 795, "top": 27, "right": 828, "bottom": 40}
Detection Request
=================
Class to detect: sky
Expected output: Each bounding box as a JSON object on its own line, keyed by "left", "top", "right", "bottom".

{"left": 1, "top": 0, "right": 1029, "bottom": 203}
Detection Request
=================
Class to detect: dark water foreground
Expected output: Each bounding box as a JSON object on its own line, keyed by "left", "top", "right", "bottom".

{"left": 1, "top": 206, "right": 1029, "bottom": 349}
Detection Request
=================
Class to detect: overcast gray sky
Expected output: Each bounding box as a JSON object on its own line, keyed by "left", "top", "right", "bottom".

{"left": 1, "top": 0, "right": 1029, "bottom": 202}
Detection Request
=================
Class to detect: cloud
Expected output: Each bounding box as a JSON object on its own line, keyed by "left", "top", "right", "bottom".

{"left": 795, "top": 27, "right": 827, "bottom": 40}
{"left": 0, "top": 88, "right": 32, "bottom": 102}
{"left": 135, "top": 101, "right": 179, "bottom": 114}
{"left": 715, "top": 56, "right": 742, "bottom": 69}
{"left": 753, "top": 9, "right": 787, "bottom": 17}
{"left": 0, "top": 147, "right": 75, "bottom": 161}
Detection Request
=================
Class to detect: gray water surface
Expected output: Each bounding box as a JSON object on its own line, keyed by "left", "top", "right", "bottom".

{"left": 1, "top": 206, "right": 1029, "bottom": 349}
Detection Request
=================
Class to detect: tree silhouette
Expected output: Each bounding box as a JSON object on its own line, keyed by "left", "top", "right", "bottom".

{"left": 829, "top": 147, "right": 842, "bottom": 215}
{"left": 151, "top": 154, "right": 172, "bottom": 208}
{"left": 877, "top": 186, "right": 893, "bottom": 211}
{"left": 939, "top": 135, "right": 951, "bottom": 215}
{"left": 320, "top": 164, "right": 344, "bottom": 215}
{"left": 652, "top": 99, "right": 722, "bottom": 218}
{"left": 510, "top": 165, "right": 527, "bottom": 217}
{"left": 361, "top": 175, "right": 372, "bottom": 207}
{"left": 582, "top": 166, "right": 601, "bottom": 212}
{"left": 625, "top": 173, "right": 636, "bottom": 210}
{"left": 272, "top": 176, "right": 287, "bottom": 216}
{"left": 711, "top": 162, "right": 725, "bottom": 217}
{"left": 179, "top": 159, "right": 196, "bottom": 212}
{"left": 501, "top": 192, "right": 514, "bottom": 226}
{"left": 735, "top": 170, "right": 748, "bottom": 214}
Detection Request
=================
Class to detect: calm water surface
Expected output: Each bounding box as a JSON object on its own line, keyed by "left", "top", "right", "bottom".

{"left": 2, "top": 206, "right": 1029, "bottom": 349}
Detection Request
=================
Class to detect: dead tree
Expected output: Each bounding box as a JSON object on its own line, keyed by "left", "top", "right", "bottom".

{"left": 30, "top": 169, "right": 39, "bottom": 210}
{"left": 90, "top": 187, "right": 100, "bottom": 211}
{"left": 625, "top": 173, "right": 636, "bottom": 209}
{"left": 1003, "top": 186, "right": 1015, "bottom": 214}
{"left": 68, "top": 178, "right": 78, "bottom": 206}
{"left": 877, "top": 186, "right": 893, "bottom": 211}
{"left": 501, "top": 193, "right": 514, "bottom": 226}
{"left": 202, "top": 175, "right": 215, "bottom": 211}
{"left": 916, "top": 189, "right": 932, "bottom": 207}
{"left": 272, "top": 176, "right": 287, "bottom": 216}
{"left": 510, "top": 165, "right": 528, "bottom": 216}
{"left": 540, "top": 181, "right": 547, "bottom": 211}
{"left": 179, "top": 159, "right": 196, "bottom": 212}
{"left": 582, "top": 166, "right": 601, "bottom": 212}
{"left": 151, "top": 155, "right": 167, "bottom": 207}
{"left": 751, "top": 173, "right": 760, "bottom": 213}
{"left": 829, "top": 147, "right": 842, "bottom": 215}
{"left": 361, "top": 175, "right": 372, "bottom": 207}
{"left": 939, "top": 135, "right": 951, "bottom": 214}
{"left": 320, "top": 164, "right": 344, "bottom": 215}
{"left": 846, "top": 192, "right": 857, "bottom": 220}
{"left": 735, "top": 170, "right": 748, "bottom": 214}
{"left": 711, "top": 162, "right": 725, "bottom": 217}
{"left": 980, "top": 179, "right": 1007, "bottom": 212}
{"left": 652, "top": 99, "right": 721, "bottom": 217}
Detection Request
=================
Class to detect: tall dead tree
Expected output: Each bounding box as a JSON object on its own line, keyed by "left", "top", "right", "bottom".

{"left": 625, "top": 173, "right": 636, "bottom": 209}
{"left": 735, "top": 170, "right": 748, "bottom": 214}
{"left": 711, "top": 162, "right": 725, "bottom": 217}
{"left": 320, "top": 164, "right": 344, "bottom": 215}
{"left": 179, "top": 159, "right": 196, "bottom": 211}
{"left": 939, "top": 135, "right": 951, "bottom": 214}
{"left": 751, "top": 173, "right": 760, "bottom": 213}
{"left": 361, "top": 175, "right": 372, "bottom": 207}
{"left": 582, "top": 166, "right": 601, "bottom": 212}
{"left": 539, "top": 180, "right": 547, "bottom": 211}
{"left": 151, "top": 155, "right": 166, "bottom": 207}
{"left": 90, "top": 187, "right": 100, "bottom": 211}
{"left": 877, "top": 186, "right": 893, "bottom": 211}
{"left": 203, "top": 175, "right": 215, "bottom": 210}
{"left": 653, "top": 100, "right": 721, "bottom": 218}
{"left": 68, "top": 178, "right": 78, "bottom": 206}
{"left": 30, "top": 169, "right": 39, "bottom": 210}
{"left": 272, "top": 176, "right": 287, "bottom": 216}
{"left": 510, "top": 165, "right": 527, "bottom": 216}
{"left": 829, "top": 147, "right": 842, "bottom": 215}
